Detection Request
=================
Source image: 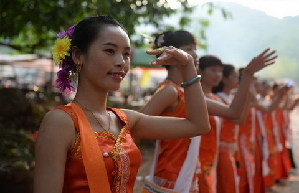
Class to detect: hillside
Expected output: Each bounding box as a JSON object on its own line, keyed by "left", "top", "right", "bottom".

{"left": 189, "top": 2, "right": 299, "bottom": 82}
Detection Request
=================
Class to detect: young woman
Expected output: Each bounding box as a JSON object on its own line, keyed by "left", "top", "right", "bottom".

{"left": 141, "top": 30, "right": 277, "bottom": 193}
{"left": 33, "top": 16, "right": 212, "bottom": 193}
{"left": 212, "top": 64, "right": 241, "bottom": 193}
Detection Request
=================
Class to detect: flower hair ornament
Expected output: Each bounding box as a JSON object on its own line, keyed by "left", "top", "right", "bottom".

{"left": 156, "top": 34, "right": 165, "bottom": 48}
{"left": 52, "top": 25, "right": 78, "bottom": 94}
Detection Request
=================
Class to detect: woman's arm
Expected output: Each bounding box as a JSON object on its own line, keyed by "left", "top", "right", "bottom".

{"left": 34, "top": 110, "right": 76, "bottom": 193}
{"left": 128, "top": 47, "right": 210, "bottom": 139}
{"left": 140, "top": 84, "right": 179, "bottom": 116}
{"left": 207, "top": 48, "right": 277, "bottom": 119}
{"left": 254, "top": 86, "right": 288, "bottom": 113}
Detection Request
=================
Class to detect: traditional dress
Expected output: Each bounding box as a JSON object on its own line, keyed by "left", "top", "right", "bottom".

{"left": 254, "top": 110, "right": 266, "bottom": 193}
{"left": 262, "top": 111, "right": 278, "bottom": 187}
{"left": 143, "top": 81, "right": 200, "bottom": 193}
{"left": 275, "top": 109, "right": 291, "bottom": 179}
{"left": 57, "top": 104, "right": 142, "bottom": 193}
{"left": 272, "top": 109, "right": 287, "bottom": 180}
{"left": 256, "top": 97, "right": 277, "bottom": 188}
{"left": 238, "top": 108, "right": 256, "bottom": 193}
{"left": 216, "top": 92, "right": 240, "bottom": 193}
{"left": 198, "top": 94, "right": 221, "bottom": 193}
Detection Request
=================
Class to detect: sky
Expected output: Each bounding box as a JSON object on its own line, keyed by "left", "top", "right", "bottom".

{"left": 169, "top": 0, "right": 299, "bottom": 18}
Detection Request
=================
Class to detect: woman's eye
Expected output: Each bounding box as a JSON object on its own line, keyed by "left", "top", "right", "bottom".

{"left": 104, "top": 49, "right": 114, "bottom": 54}
{"left": 123, "top": 52, "right": 130, "bottom": 58}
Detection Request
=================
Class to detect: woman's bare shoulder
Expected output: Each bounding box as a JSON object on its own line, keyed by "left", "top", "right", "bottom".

{"left": 37, "top": 109, "right": 76, "bottom": 144}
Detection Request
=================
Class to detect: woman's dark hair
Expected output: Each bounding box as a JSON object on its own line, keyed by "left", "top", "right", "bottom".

{"left": 238, "top": 67, "right": 245, "bottom": 81}
{"left": 198, "top": 55, "right": 223, "bottom": 71}
{"left": 153, "top": 30, "right": 196, "bottom": 49}
{"left": 72, "top": 16, "right": 125, "bottom": 53}
{"left": 212, "top": 64, "right": 235, "bottom": 93}
{"left": 152, "top": 30, "right": 196, "bottom": 70}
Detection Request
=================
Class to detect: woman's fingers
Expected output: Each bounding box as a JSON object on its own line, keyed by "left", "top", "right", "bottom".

{"left": 257, "top": 48, "right": 271, "bottom": 58}
{"left": 147, "top": 46, "right": 191, "bottom": 66}
{"left": 262, "top": 50, "right": 277, "bottom": 60}
{"left": 264, "top": 55, "right": 278, "bottom": 63}
{"left": 146, "top": 47, "right": 165, "bottom": 55}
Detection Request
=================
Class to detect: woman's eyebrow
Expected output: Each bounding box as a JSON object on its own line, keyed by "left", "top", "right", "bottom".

{"left": 102, "top": 42, "right": 131, "bottom": 50}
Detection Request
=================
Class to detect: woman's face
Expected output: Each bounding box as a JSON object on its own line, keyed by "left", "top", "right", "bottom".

{"left": 199, "top": 65, "right": 223, "bottom": 88}
{"left": 79, "top": 25, "right": 131, "bottom": 91}
{"left": 179, "top": 44, "right": 198, "bottom": 67}
{"left": 223, "top": 70, "right": 239, "bottom": 90}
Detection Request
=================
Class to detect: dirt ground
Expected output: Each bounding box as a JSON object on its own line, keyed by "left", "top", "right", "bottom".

{"left": 133, "top": 108, "right": 299, "bottom": 193}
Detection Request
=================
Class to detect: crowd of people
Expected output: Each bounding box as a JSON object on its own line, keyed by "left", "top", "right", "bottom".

{"left": 33, "top": 15, "right": 298, "bottom": 193}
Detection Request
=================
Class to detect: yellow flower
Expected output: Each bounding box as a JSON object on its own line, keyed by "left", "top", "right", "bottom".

{"left": 52, "top": 37, "right": 71, "bottom": 65}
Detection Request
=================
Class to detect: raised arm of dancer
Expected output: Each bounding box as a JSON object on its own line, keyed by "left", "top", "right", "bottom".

{"left": 207, "top": 48, "right": 277, "bottom": 119}
{"left": 140, "top": 84, "right": 179, "bottom": 116}
{"left": 127, "top": 47, "right": 210, "bottom": 139}
{"left": 254, "top": 86, "right": 288, "bottom": 113}
{"left": 286, "top": 95, "right": 299, "bottom": 110}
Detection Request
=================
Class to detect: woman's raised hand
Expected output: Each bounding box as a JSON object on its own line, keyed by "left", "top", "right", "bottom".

{"left": 146, "top": 46, "right": 194, "bottom": 66}
{"left": 243, "top": 48, "right": 277, "bottom": 75}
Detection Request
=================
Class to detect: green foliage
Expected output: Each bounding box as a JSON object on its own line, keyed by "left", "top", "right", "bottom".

{"left": 0, "top": 0, "right": 192, "bottom": 54}
{"left": 0, "top": 129, "right": 35, "bottom": 172}
{"left": 0, "top": 88, "right": 49, "bottom": 172}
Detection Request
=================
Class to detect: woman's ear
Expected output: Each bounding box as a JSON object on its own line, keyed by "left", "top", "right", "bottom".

{"left": 72, "top": 46, "right": 83, "bottom": 66}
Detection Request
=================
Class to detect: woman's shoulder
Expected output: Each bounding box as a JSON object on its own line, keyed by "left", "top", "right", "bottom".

{"left": 36, "top": 107, "right": 77, "bottom": 153}
{"left": 39, "top": 108, "right": 76, "bottom": 135}
{"left": 155, "top": 82, "right": 180, "bottom": 99}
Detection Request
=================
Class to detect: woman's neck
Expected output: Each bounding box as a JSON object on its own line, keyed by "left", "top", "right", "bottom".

{"left": 74, "top": 83, "right": 108, "bottom": 113}
{"left": 222, "top": 86, "right": 232, "bottom": 96}
{"left": 201, "top": 82, "right": 212, "bottom": 94}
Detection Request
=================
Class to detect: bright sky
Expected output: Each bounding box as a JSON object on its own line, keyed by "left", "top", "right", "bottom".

{"left": 170, "top": 0, "right": 299, "bottom": 18}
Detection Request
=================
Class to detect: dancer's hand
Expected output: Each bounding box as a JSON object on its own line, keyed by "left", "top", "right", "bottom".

{"left": 243, "top": 48, "right": 277, "bottom": 76}
{"left": 146, "top": 46, "right": 194, "bottom": 67}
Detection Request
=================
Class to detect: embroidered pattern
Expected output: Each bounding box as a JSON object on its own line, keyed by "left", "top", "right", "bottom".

{"left": 60, "top": 105, "right": 133, "bottom": 192}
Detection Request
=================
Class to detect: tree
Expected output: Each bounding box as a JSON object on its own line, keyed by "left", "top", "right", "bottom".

{"left": 0, "top": 0, "right": 193, "bottom": 54}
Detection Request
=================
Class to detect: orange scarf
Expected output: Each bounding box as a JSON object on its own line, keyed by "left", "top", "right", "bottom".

{"left": 69, "top": 103, "right": 111, "bottom": 193}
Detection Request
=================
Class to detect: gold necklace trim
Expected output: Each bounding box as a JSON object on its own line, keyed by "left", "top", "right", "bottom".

{"left": 73, "top": 100, "right": 111, "bottom": 132}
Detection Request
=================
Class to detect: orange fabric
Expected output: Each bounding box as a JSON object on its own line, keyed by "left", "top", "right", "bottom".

{"left": 217, "top": 145, "right": 239, "bottom": 193}
{"left": 69, "top": 103, "right": 111, "bottom": 193}
{"left": 198, "top": 94, "right": 221, "bottom": 193}
{"left": 154, "top": 80, "right": 191, "bottom": 189}
{"left": 216, "top": 96, "right": 239, "bottom": 193}
{"left": 282, "top": 111, "right": 292, "bottom": 171}
{"left": 219, "top": 119, "right": 237, "bottom": 143}
{"left": 57, "top": 104, "right": 141, "bottom": 193}
{"left": 253, "top": 118, "right": 266, "bottom": 193}
{"left": 157, "top": 80, "right": 185, "bottom": 117}
{"left": 238, "top": 109, "right": 255, "bottom": 193}
{"left": 275, "top": 110, "right": 290, "bottom": 179}
{"left": 198, "top": 115, "right": 218, "bottom": 193}
{"left": 262, "top": 112, "right": 277, "bottom": 187}
{"left": 217, "top": 96, "right": 237, "bottom": 143}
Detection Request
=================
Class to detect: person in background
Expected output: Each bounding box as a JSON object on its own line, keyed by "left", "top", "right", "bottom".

{"left": 141, "top": 29, "right": 277, "bottom": 193}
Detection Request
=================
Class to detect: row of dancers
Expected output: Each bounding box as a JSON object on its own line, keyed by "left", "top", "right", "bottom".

{"left": 33, "top": 16, "right": 297, "bottom": 193}
{"left": 141, "top": 30, "right": 298, "bottom": 193}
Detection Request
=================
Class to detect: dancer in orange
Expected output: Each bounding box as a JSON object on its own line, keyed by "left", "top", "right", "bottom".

{"left": 212, "top": 64, "right": 243, "bottom": 193}
{"left": 231, "top": 69, "right": 256, "bottom": 193}
{"left": 253, "top": 81, "right": 288, "bottom": 191}
{"left": 141, "top": 30, "right": 277, "bottom": 193}
{"left": 33, "top": 16, "right": 212, "bottom": 193}
{"left": 197, "top": 55, "right": 224, "bottom": 193}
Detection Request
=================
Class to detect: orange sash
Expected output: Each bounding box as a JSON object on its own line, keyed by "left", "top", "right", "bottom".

{"left": 69, "top": 103, "right": 111, "bottom": 193}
